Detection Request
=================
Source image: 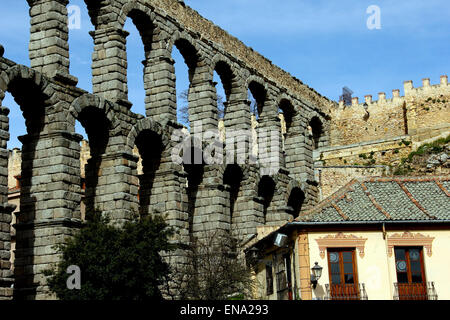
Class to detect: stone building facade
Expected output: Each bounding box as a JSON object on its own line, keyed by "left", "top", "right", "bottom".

{"left": 0, "top": 0, "right": 334, "bottom": 300}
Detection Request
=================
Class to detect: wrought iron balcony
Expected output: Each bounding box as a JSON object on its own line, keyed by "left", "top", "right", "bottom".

{"left": 324, "top": 283, "right": 368, "bottom": 300}
{"left": 393, "top": 282, "right": 437, "bottom": 300}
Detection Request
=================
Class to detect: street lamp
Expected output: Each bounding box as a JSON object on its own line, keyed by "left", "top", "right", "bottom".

{"left": 310, "top": 262, "right": 323, "bottom": 289}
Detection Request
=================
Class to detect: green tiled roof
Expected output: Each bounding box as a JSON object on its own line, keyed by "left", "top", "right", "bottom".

{"left": 298, "top": 176, "right": 450, "bottom": 223}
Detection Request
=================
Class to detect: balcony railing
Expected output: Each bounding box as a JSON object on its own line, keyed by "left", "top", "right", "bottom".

{"left": 393, "top": 282, "right": 437, "bottom": 300}
{"left": 324, "top": 283, "right": 368, "bottom": 300}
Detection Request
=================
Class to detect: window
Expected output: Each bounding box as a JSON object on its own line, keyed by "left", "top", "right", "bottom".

{"left": 395, "top": 247, "right": 425, "bottom": 283}
{"left": 394, "top": 247, "right": 428, "bottom": 300}
{"left": 327, "top": 248, "right": 360, "bottom": 300}
{"left": 265, "top": 263, "right": 273, "bottom": 296}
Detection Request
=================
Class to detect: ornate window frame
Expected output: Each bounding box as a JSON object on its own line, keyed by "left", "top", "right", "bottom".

{"left": 387, "top": 231, "right": 434, "bottom": 257}
{"left": 315, "top": 233, "right": 368, "bottom": 259}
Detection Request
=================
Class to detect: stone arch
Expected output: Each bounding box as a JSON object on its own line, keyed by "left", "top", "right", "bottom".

{"left": 69, "top": 94, "right": 118, "bottom": 218}
{"left": 69, "top": 93, "right": 120, "bottom": 133}
{"left": 126, "top": 117, "right": 168, "bottom": 150}
{"left": 286, "top": 180, "right": 306, "bottom": 219}
{"left": 0, "top": 65, "right": 80, "bottom": 299}
{"left": 306, "top": 111, "right": 326, "bottom": 150}
{"left": 277, "top": 94, "right": 296, "bottom": 131}
{"left": 247, "top": 75, "right": 268, "bottom": 118}
{"left": 88, "top": 1, "right": 160, "bottom": 104}
{"left": 223, "top": 164, "right": 244, "bottom": 225}
{"left": 127, "top": 118, "right": 169, "bottom": 217}
{"left": 169, "top": 31, "right": 216, "bottom": 129}
{"left": 168, "top": 31, "right": 203, "bottom": 83}
{"left": 257, "top": 175, "right": 276, "bottom": 224}
{"left": 118, "top": 1, "right": 156, "bottom": 30}
{"left": 0, "top": 65, "right": 58, "bottom": 143}
{"left": 210, "top": 54, "right": 239, "bottom": 101}
{"left": 83, "top": 0, "right": 114, "bottom": 29}
{"left": 119, "top": 2, "right": 159, "bottom": 60}
{"left": 0, "top": 65, "right": 56, "bottom": 108}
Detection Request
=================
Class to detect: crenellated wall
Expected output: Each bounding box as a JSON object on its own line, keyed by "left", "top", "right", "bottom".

{"left": 316, "top": 75, "right": 449, "bottom": 205}
{"left": 330, "top": 75, "right": 449, "bottom": 146}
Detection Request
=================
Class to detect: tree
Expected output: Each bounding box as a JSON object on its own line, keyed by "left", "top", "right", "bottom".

{"left": 177, "top": 90, "right": 226, "bottom": 127}
{"left": 44, "top": 214, "right": 176, "bottom": 300}
{"left": 164, "top": 230, "right": 256, "bottom": 300}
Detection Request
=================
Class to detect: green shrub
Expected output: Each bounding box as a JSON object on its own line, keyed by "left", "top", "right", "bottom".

{"left": 44, "top": 214, "right": 176, "bottom": 300}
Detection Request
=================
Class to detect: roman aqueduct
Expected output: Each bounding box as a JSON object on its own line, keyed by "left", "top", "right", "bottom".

{"left": 0, "top": 0, "right": 334, "bottom": 299}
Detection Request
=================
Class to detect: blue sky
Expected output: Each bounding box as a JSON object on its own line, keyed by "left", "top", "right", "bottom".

{"left": 0, "top": 0, "right": 449, "bottom": 148}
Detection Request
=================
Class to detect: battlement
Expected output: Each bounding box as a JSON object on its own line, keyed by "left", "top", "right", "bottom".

{"left": 331, "top": 74, "right": 449, "bottom": 147}
{"left": 339, "top": 75, "right": 449, "bottom": 109}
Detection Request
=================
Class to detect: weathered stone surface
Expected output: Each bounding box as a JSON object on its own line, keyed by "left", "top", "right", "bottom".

{"left": 1, "top": 0, "right": 445, "bottom": 301}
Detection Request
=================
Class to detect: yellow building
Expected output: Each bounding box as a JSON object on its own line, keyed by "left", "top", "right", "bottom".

{"left": 248, "top": 176, "right": 450, "bottom": 300}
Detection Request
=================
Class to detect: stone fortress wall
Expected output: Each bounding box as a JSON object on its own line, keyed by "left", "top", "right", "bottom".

{"left": 316, "top": 75, "right": 449, "bottom": 201}
{"left": 0, "top": 0, "right": 333, "bottom": 299}
{"left": 330, "top": 75, "right": 449, "bottom": 147}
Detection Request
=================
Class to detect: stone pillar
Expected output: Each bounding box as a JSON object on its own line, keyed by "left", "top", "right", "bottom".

{"left": 0, "top": 107, "right": 10, "bottom": 205}
{"left": 27, "top": 0, "right": 71, "bottom": 78}
{"left": 284, "top": 113, "right": 306, "bottom": 182}
{"left": 0, "top": 106, "right": 14, "bottom": 299}
{"left": 223, "top": 79, "right": 252, "bottom": 132}
{"left": 223, "top": 82, "right": 253, "bottom": 164}
{"left": 257, "top": 95, "right": 283, "bottom": 176}
{"left": 230, "top": 167, "right": 264, "bottom": 241}
{"left": 265, "top": 171, "right": 292, "bottom": 226}
{"left": 86, "top": 151, "right": 138, "bottom": 226}
{"left": 191, "top": 165, "right": 229, "bottom": 240}
{"left": 14, "top": 130, "right": 83, "bottom": 299}
{"left": 0, "top": 203, "right": 14, "bottom": 300}
{"left": 90, "top": 27, "right": 130, "bottom": 105}
{"left": 294, "top": 116, "right": 315, "bottom": 183}
{"left": 140, "top": 149, "right": 189, "bottom": 246}
{"left": 144, "top": 55, "right": 177, "bottom": 123}
{"left": 189, "top": 77, "right": 218, "bottom": 132}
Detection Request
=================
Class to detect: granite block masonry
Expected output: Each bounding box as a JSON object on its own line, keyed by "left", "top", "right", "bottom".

{"left": 0, "top": 0, "right": 331, "bottom": 299}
